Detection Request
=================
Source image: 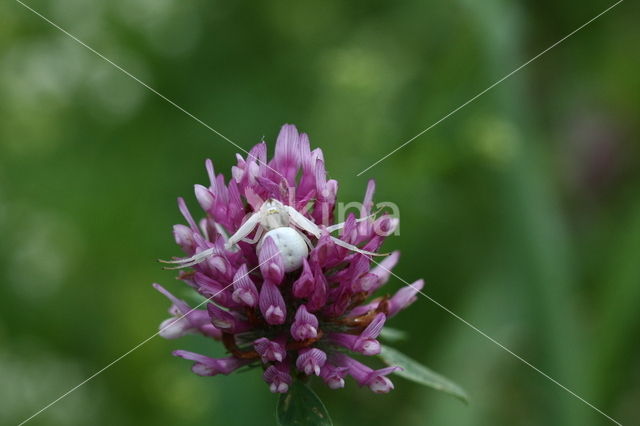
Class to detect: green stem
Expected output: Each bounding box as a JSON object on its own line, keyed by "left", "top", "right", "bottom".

{"left": 456, "top": 1, "right": 590, "bottom": 425}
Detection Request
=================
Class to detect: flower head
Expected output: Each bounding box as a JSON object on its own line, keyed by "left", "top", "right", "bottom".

{"left": 154, "top": 124, "right": 422, "bottom": 393}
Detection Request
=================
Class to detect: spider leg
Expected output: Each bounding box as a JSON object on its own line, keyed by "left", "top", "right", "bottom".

{"left": 330, "top": 236, "right": 388, "bottom": 257}
{"left": 226, "top": 212, "right": 262, "bottom": 249}
{"left": 161, "top": 255, "right": 212, "bottom": 270}
{"left": 158, "top": 247, "right": 216, "bottom": 267}
{"left": 325, "top": 213, "right": 377, "bottom": 233}
{"left": 284, "top": 205, "right": 322, "bottom": 238}
{"left": 215, "top": 223, "right": 231, "bottom": 242}
{"left": 199, "top": 219, "right": 209, "bottom": 241}
{"left": 241, "top": 226, "right": 264, "bottom": 244}
{"left": 296, "top": 229, "right": 314, "bottom": 251}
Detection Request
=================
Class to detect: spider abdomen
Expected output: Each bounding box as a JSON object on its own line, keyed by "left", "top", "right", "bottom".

{"left": 260, "top": 227, "right": 309, "bottom": 272}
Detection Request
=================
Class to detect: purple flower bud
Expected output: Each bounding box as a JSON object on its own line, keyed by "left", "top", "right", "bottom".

{"left": 292, "top": 258, "right": 314, "bottom": 298}
{"left": 193, "top": 273, "right": 230, "bottom": 306}
{"left": 231, "top": 153, "right": 248, "bottom": 183}
{"left": 231, "top": 265, "right": 259, "bottom": 307}
{"left": 204, "top": 158, "right": 216, "bottom": 186}
{"left": 198, "top": 323, "right": 223, "bottom": 339}
{"left": 173, "top": 224, "right": 196, "bottom": 254}
{"left": 353, "top": 272, "right": 377, "bottom": 293}
{"left": 335, "top": 354, "right": 401, "bottom": 393}
{"left": 354, "top": 313, "right": 385, "bottom": 354}
{"left": 243, "top": 187, "right": 263, "bottom": 211}
{"left": 310, "top": 234, "right": 339, "bottom": 267}
{"left": 159, "top": 316, "right": 191, "bottom": 339}
{"left": 357, "top": 251, "right": 400, "bottom": 293}
{"left": 206, "top": 255, "right": 231, "bottom": 280}
{"left": 154, "top": 284, "right": 223, "bottom": 339}
{"left": 254, "top": 337, "right": 286, "bottom": 363}
{"left": 374, "top": 215, "right": 399, "bottom": 236}
{"left": 320, "top": 364, "right": 349, "bottom": 389}
{"left": 177, "top": 197, "right": 199, "bottom": 233}
{"left": 330, "top": 313, "right": 386, "bottom": 355}
{"left": 231, "top": 165, "right": 244, "bottom": 183}
{"left": 362, "top": 180, "right": 376, "bottom": 215}
{"left": 194, "top": 184, "right": 215, "bottom": 211}
{"left": 274, "top": 124, "right": 302, "bottom": 185}
{"left": 345, "top": 255, "right": 373, "bottom": 292}
{"left": 329, "top": 334, "right": 355, "bottom": 352}
{"left": 307, "top": 263, "right": 327, "bottom": 311}
{"left": 153, "top": 283, "right": 190, "bottom": 314}
{"left": 296, "top": 348, "right": 327, "bottom": 376}
{"left": 313, "top": 173, "right": 337, "bottom": 224}
{"left": 345, "top": 300, "right": 378, "bottom": 318}
{"left": 259, "top": 281, "right": 286, "bottom": 325}
{"left": 206, "top": 303, "right": 250, "bottom": 333}
{"left": 258, "top": 236, "right": 285, "bottom": 284}
{"left": 247, "top": 161, "right": 260, "bottom": 182}
{"left": 290, "top": 305, "right": 318, "bottom": 341}
{"left": 388, "top": 279, "right": 424, "bottom": 317}
{"left": 367, "top": 373, "right": 396, "bottom": 393}
{"left": 338, "top": 214, "right": 358, "bottom": 243}
{"left": 323, "top": 286, "right": 351, "bottom": 317}
{"left": 206, "top": 303, "right": 234, "bottom": 330}
{"left": 358, "top": 339, "right": 381, "bottom": 356}
{"left": 315, "top": 160, "right": 333, "bottom": 200}
{"left": 173, "top": 350, "right": 248, "bottom": 376}
{"left": 263, "top": 361, "right": 292, "bottom": 393}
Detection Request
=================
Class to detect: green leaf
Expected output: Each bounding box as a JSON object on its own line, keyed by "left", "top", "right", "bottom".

{"left": 183, "top": 290, "right": 208, "bottom": 306}
{"left": 379, "top": 326, "right": 408, "bottom": 342}
{"left": 379, "top": 345, "right": 469, "bottom": 404}
{"left": 276, "top": 380, "right": 333, "bottom": 426}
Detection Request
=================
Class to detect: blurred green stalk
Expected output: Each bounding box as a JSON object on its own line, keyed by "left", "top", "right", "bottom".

{"left": 592, "top": 200, "right": 640, "bottom": 406}
{"left": 457, "top": 1, "right": 591, "bottom": 425}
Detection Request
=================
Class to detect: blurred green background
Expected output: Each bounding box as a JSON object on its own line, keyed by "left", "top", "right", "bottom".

{"left": 1, "top": 0, "right": 638, "bottom": 425}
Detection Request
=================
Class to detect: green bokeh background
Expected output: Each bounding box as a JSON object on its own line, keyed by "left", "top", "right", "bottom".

{"left": 1, "top": 1, "right": 638, "bottom": 425}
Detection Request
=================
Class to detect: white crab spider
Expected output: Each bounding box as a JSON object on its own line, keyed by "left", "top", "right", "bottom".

{"left": 162, "top": 199, "right": 384, "bottom": 271}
